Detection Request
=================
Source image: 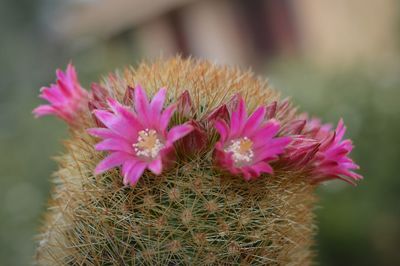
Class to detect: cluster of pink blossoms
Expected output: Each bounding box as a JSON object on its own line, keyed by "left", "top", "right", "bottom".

{"left": 33, "top": 64, "right": 89, "bottom": 124}
{"left": 33, "top": 64, "right": 363, "bottom": 186}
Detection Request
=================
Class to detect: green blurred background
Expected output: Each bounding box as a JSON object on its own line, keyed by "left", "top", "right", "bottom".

{"left": 0, "top": 0, "right": 399, "bottom": 265}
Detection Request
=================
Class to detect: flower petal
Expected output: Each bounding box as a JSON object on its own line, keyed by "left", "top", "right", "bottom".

{"left": 167, "top": 124, "right": 194, "bottom": 143}
{"left": 93, "top": 109, "right": 137, "bottom": 140}
{"left": 150, "top": 87, "right": 166, "bottom": 115}
{"left": 123, "top": 86, "right": 135, "bottom": 105}
{"left": 94, "top": 152, "right": 132, "bottom": 174}
{"left": 265, "top": 101, "right": 277, "bottom": 119}
{"left": 95, "top": 139, "right": 133, "bottom": 153}
{"left": 335, "top": 118, "right": 346, "bottom": 141}
{"left": 148, "top": 157, "right": 163, "bottom": 175}
{"left": 243, "top": 106, "right": 266, "bottom": 135}
{"left": 106, "top": 97, "right": 142, "bottom": 131}
{"left": 134, "top": 84, "right": 150, "bottom": 119}
{"left": 121, "top": 160, "right": 138, "bottom": 178}
{"left": 205, "top": 104, "right": 229, "bottom": 122}
{"left": 39, "top": 86, "right": 65, "bottom": 104}
{"left": 160, "top": 104, "right": 177, "bottom": 131}
{"left": 123, "top": 162, "right": 147, "bottom": 186}
{"left": 252, "top": 161, "right": 274, "bottom": 175}
{"left": 180, "top": 120, "right": 208, "bottom": 154}
{"left": 87, "top": 128, "right": 118, "bottom": 139}
{"left": 214, "top": 120, "right": 229, "bottom": 142}
{"left": 33, "top": 105, "right": 55, "bottom": 117}
{"left": 251, "top": 120, "right": 280, "bottom": 145}
{"left": 230, "top": 97, "right": 247, "bottom": 137}
{"left": 254, "top": 136, "right": 290, "bottom": 160}
{"left": 176, "top": 90, "right": 193, "bottom": 118}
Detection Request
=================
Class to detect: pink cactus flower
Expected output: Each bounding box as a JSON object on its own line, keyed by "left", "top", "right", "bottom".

{"left": 310, "top": 119, "right": 362, "bottom": 184}
{"left": 33, "top": 64, "right": 88, "bottom": 124}
{"left": 205, "top": 104, "right": 229, "bottom": 123}
{"left": 122, "top": 86, "right": 135, "bottom": 105}
{"left": 279, "top": 119, "right": 319, "bottom": 170}
{"left": 213, "top": 97, "right": 291, "bottom": 180}
{"left": 176, "top": 90, "right": 193, "bottom": 119}
{"left": 303, "top": 117, "right": 333, "bottom": 140}
{"left": 90, "top": 83, "right": 109, "bottom": 107}
{"left": 265, "top": 99, "right": 293, "bottom": 121}
{"left": 281, "top": 136, "right": 320, "bottom": 170}
{"left": 88, "top": 83, "right": 111, "bottom": 127}
{"left": 177, "top": 120, "right": 208, "bottom": 156}
{"left": 88, "top": 85, "right": 193, "bottom": 186}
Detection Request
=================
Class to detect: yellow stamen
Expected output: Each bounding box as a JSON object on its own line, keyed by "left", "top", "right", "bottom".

{"left": 133, "top": 129, "right": 164, "bottom": 158}
{"left": 225, "top": 137, "right": 254, "bottom": 164}
{"left": 238, "top": 138, "right": 253, "bottom": 155}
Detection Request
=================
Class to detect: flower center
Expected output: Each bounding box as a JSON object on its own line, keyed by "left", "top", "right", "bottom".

{"left": 133, "top": 129, "right": 164, "bottom": 159}
{"left": 225, "top": 137, "right": 254, "bottom": 164}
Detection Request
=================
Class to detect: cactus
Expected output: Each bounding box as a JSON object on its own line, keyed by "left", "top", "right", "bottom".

{"left": 34, "top": 57, "right": 361, "bottom": 265}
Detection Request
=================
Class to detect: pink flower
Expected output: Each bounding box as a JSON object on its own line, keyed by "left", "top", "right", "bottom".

{"left": 265, "top": 99, "right": 293, "bottom": 120}
{"left": 278, "top": 119, "right": 319, "bottom": 170}
{"left": 281, "top": 136, "right": 320, "bottom": 170}
{"left": 205, "top": 104, "right": 229, "bottom": 123}
{"left": 213, "top": 97, "right": 291, "bottom": 180}
{"left": 88, "top": 83, "right": 111, "bottom": 127}
{"left": 90, "top": 83, "right": 109, "bottom": 107}
{"left": 88, "top": 85, "right": 193, "bottom": 186}
{"left": 176, "top": 90, "right": 193, "bottom": 119}
{"left": 88, "top": 84, "right": 136, "bottom": 127}
{"left": 177, "top": 120, "right": 208, "bottom": 156}
{"left": 303, "top": 117, "right": 333, "bottom": 140}
{"left": 33, "top": 63, "right": 88, "bottom": 124}
{"left": 310, "top": 119, "right": 362, "bottom": 184}
{"left": 122, "top": 86, "right": 135, "bottom": 105}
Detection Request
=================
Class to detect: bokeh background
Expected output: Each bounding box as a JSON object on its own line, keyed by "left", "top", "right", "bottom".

{"left": 1, "top": 0, "right": 399, "bottom": 265}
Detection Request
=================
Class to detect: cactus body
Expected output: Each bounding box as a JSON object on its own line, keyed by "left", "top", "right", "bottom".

{"left": 36, "top": 58, "right": 317, "bottom": 265}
